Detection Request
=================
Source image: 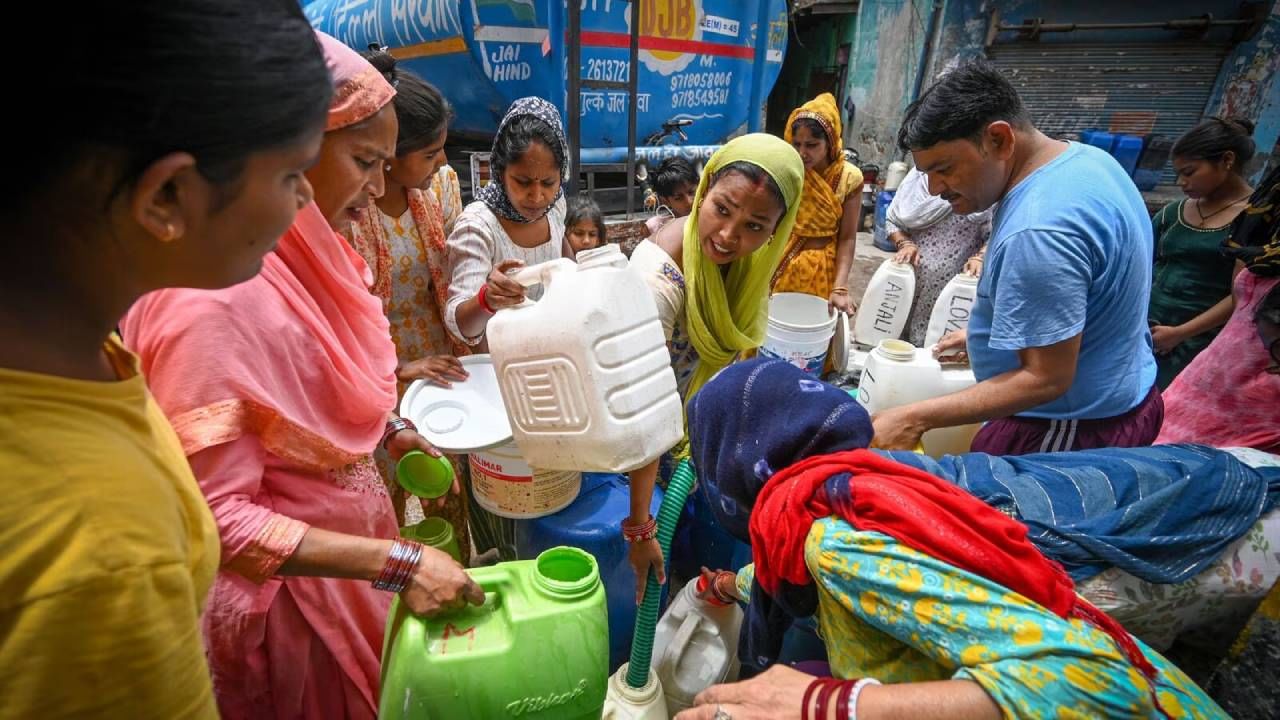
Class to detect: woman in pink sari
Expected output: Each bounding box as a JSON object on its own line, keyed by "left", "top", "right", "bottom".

{"left": 121, "top": 33, "right": 483, "bottom": 719}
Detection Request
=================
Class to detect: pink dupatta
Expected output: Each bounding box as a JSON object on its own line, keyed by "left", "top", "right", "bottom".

{"left": 123, "top": 201, "right": 398, "bottom": 470}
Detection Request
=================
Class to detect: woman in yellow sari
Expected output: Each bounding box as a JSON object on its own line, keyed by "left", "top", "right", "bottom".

{"left": 775, "top": 93, "right": 863, "bottom": 315}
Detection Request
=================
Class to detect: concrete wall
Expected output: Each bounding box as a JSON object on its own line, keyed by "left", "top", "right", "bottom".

{"left": 841, "top": 0, "right": 939, "bottom": 163}
{"left": 841, "top": 0, "right": 1280, "bottom": 181}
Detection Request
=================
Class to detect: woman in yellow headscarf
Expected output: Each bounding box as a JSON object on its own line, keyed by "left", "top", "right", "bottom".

{"left": 625, "top": 133, "right": 805, "bottom": 601}
{"left": 775, "top": 93, "right": 864, "bottom": 314}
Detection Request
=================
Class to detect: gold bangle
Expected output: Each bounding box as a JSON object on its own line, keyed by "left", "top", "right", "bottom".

{"left": 831, "top": 286, "right": 850, "bottom": 295}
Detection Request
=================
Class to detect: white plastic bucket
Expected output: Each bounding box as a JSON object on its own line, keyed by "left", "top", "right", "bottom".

{"left": 469, "top": 441, "right": 581, "bottom": 519}
{"left": 759, "top": 293, "right": 837, "bottom": 374}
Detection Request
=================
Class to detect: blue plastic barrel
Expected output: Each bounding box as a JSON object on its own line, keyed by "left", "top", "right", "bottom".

{"left": 512, "top": 472, "right": 663, "bottom": 673}
{"left": 872, "top": 189, "right": 898, "bottom": 253}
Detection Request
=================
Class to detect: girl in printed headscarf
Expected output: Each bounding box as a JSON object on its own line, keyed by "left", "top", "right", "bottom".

{"left": 774, "top": 93, "right": 863, "bottom": 315}
{"left": 441, "top": 96, "right": 570, "bottom": 559}
{"left": 122, "top": 32, "right": 483, "bottom": 719}
{"left": 625, "top": 133, "right": 804, "bottom": 601}
{"left": 445, "top": 96, "right": 570, "bottom": 347}
{"left": 675, "top": 359, "right": 1226, "bottom": 720}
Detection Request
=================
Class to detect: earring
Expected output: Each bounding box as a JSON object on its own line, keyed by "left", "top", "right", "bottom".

{"left": 162, "top": 222, "right": 176, "bottom": 242}
{"left": 385, "top": 164, "right": 392, "bottom": 172}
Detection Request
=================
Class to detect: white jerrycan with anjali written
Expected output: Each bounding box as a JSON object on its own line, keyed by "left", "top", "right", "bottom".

{"left": 852, "top": 260, "right": 916, "bottom": 348}
{"left": 487, "top": 245, "right": 683, "bottom": 473}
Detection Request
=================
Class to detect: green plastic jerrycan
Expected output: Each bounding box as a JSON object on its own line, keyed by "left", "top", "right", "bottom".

{"left": 380, "top": 546, "right": 609, "bottom": 719}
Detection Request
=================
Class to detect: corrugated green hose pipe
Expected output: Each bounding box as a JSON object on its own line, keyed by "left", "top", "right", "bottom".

{"left": 625, "top": 458, "right": 696, "bottom": 689}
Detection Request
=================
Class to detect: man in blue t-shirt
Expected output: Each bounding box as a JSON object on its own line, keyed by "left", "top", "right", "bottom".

{"left": 872, "top": 61, "right": 1161, "bottom": 455}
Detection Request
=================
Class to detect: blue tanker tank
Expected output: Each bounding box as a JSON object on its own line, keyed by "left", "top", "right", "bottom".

{"left": 305, "top": 0, "right": 788, "bottom": 163}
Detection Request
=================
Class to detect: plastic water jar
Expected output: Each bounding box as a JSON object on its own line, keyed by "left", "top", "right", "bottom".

{"left": 380, "top": 547, "right": 609, "bottom": 719}
{"left": 923, "top": 274, "right": 979, "bottom": 349}
{"left": 487, "top": 245, "right": 683, "bottom": 473}
{"left": 651, "top": 576, "right": 743, "bottom": 714}
{"left": 399, "top": 517, "right": 461, "bottom": 563}
{"left": 883, "top": 161, "right": 909, "bottom": 190}
{"left": 602, "top": 663, "right": 668, "bottom": 720}
{"left": 853, "top": 260, "right": 916, "bottom": 348}
{"left": 872, "top": 189, "right": 897, "bottom": 252}
{"left": 513, "top": 472, "right": 665, "bottom": 672}
{"left": 856, "top": 339, "right": 980, "bottom": 457}
{"left": 760, "top": 293, "right": 837, "bottom": 374}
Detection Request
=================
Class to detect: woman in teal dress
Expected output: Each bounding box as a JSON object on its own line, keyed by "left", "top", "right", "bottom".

{"left": 675, "top": 359, "right": 1226, "bottom": 720}
{"left": 1149, "top": 118, "right": 1256, "bottom": 388}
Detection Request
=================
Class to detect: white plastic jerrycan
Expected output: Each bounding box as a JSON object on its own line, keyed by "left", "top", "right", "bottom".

{"left": 856, "top": 339, "right": 981, "bottom": 458}
{"left": 651, "top": 574, "right": 743, "bottom": 715}
{"left": 853, "top": 260, "right": 916, "bottom": 348}
{"left": 487, "top": 245, "right": 683, "bottom": 473}
{"left": 923, "top": 274, "right": 979, "bottom": 349}
{"left": 602, "top": 664, "right": 668, "bottom": 720}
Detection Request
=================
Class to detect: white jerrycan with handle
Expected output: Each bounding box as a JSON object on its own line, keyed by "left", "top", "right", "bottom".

{"left": 853, "top": 260, "right": 916, "bottom": 348}
{"left": 486, "top": 244, "right": 683, "bottom": 473}
{"left": 856, "top": 339, "right": 981, "bottom": 457}
{"left": 923, "top": 273, "right": 979, "bottom": 349}
{"left": 650, "top": 575, "right": 743, "bottom": 715}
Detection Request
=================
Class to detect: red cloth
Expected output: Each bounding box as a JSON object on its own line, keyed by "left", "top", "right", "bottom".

{"left": 750, "top": 448, "right": 1166, "bottom": 714}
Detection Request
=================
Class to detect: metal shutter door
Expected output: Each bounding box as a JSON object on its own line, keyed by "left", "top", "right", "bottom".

{"left": 987, "top": 42, "right": 1230, "bottom": 183}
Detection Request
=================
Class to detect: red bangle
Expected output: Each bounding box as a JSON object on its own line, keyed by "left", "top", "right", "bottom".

{"left": 373, "top": 539, "right": 424, "bottom": 592}
{"left": 477, "top": 284, "right": 495, "bottom": 314}
{"left": 835, "top": 680, "right": 855, "bottom": 719}
{"left": 621, "top": 515, "right": 657, "bottom": 543}
{"left": 801, "top": 678, "right": 824, "bottom": 720}
{"left": 803, "top": 678, "right": 842, "bottom": 720}
{"left": 815, "top": 679, "right": 840, "bottom": 720}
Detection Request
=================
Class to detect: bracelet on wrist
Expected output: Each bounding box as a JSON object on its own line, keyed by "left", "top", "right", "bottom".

{"left": 477, "top": 284, "right": 496, "bottom": 314}
{"left": 621, "top": 515, "right": 658, "bottom": 543}
{"left": 381, "top": 416, "right": 417, "bottom": 449}
{"left": 373, "top": 539, "right": 424, "bottom": 592}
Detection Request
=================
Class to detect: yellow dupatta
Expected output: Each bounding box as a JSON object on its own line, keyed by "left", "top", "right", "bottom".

{"left": 784, "top": 93, "right": 862, "bottom": 236}
{"left": 682, "top": 134, "right": 805, "bottom": 403}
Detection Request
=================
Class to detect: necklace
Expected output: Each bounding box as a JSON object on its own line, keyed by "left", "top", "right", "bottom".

{"left": 1195, "top": 192, "right": 1252, "bottom": 223}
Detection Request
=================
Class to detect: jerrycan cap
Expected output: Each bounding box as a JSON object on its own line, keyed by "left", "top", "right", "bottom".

{"left": 874, "top": 339, "right": 916, "bottom": 362}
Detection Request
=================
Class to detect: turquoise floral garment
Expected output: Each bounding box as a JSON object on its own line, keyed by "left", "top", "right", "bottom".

{"left": 802, "top": 518, "right": 1226, "bottom": 718}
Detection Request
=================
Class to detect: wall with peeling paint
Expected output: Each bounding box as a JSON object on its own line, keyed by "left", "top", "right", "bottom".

{"left": 840, "top": 0, "right": 1280, "bottom": 181}
{"left": 1206, "top": 3, "right": 1280, "bottom": 180}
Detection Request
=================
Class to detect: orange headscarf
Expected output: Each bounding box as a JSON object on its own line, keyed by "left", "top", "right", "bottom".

{"left": 783, "top": 93, "right": 861, "bottom": 240}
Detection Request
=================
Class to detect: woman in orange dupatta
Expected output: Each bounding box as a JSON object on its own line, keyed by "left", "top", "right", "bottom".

{"left": 775, "top": 93, "right": 863, "bottom": 315}
{"left": 121, "top": 32, "right": 482, "bottom": 719}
